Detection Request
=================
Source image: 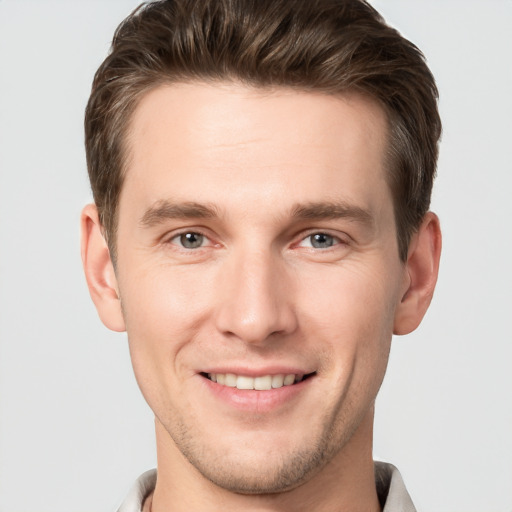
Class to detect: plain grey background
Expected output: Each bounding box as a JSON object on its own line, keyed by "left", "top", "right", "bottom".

{"left": 0, "top": 1, "right": 511, "bottom": 511}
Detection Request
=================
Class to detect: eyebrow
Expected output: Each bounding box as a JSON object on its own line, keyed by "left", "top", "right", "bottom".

{"left": 140, "top": 200, "right": 220, "bottom": 227}
{"left": 291, "top": 201, "right": 374, "bottom": 226}
{"left": 139, "top": 199, "right": 374, "bottom": 228}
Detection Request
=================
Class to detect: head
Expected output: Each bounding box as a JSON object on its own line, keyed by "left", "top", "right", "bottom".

{"left": 81, "top": 0, "right": 442, "bottom": 502}
{"left": 85, "top": 0, "right": 441, "bottom": 264}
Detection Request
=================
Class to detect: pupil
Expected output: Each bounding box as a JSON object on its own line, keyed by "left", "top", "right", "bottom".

{"left": 312, "top": 233, "right": 333, "bottom": 248}
{"left": 181, "top": 232, "right": 203, "bottom": 248}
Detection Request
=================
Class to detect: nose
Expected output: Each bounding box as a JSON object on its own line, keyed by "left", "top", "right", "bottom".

{"left": 214, "top": 247, "right": 298, "bottom": 345}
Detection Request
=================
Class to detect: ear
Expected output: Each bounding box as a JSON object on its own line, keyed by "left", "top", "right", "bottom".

{"left": 393, "top": 212, "right": 442, "bottom": 335}
{"left": 80, "top": 204, "right": 126, "bottom": 332}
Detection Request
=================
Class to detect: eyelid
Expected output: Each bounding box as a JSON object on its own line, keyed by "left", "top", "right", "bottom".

{"left": 160, "top": 227, "right": 350, "bottom": 251}
{"left": 294, "top": 230, "right": 349, "bottom": 249}
{"left": 163, "top": 228, "right": 216, "bottom": 249}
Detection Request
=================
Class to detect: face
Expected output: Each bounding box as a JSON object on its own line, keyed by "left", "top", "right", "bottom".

{"left": 113, "top": 83, "right": 409, "bottom": 493}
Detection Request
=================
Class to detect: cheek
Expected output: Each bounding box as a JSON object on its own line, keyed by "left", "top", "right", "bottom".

{"left": 118, "top": 264, "right": 213, "bottom": 389}
{"left": 300, "top": 260, "right": 399, "bottom": 327}
{"left": 120, "top": 261, "right": 211, "bottom": 332}
{"left": 298, "top": 261, "right": 400, "bottom": 372}
{"left": 299, "top": 265, "right": 398, "bottom": 427}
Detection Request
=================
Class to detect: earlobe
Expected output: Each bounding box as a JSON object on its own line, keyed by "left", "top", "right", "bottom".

{"left": 393, "top": 212, "right": 442, "bottom": 335}
{"left": 80, "top": 204, "right": 126, "bottom": 332}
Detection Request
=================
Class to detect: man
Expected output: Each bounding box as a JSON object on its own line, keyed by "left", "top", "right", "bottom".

{"left": 81, "top": 0, "right": 441, "bottom": 510}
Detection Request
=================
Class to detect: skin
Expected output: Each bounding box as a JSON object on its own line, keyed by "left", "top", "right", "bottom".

{"left": 82, "top": 82, "right": 441, "bottom": 512}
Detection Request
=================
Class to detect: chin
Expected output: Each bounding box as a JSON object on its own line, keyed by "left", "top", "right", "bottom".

{"left": 173, "top": 422, "right": 342, "bottom": 495}
{"left": 195, "top": 450, "right": 327, "bottom": 495}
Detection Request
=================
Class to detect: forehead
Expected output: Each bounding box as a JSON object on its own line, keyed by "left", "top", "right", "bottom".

{"left": 122, "top": 82, "right": 391, "bottom": 221}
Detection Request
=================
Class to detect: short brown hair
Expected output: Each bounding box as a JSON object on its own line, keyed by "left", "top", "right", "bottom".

{"left": 85, "top": 0, "right": 441, "bottom": 262}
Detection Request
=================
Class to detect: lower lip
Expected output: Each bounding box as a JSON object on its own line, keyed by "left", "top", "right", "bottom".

{"left": 200, "top": 376, "right": 313, "bottom": 413}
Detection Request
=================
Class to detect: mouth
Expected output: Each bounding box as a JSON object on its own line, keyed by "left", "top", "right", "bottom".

{"left": 200, "top": 372, "right": 316, "bottom": 391}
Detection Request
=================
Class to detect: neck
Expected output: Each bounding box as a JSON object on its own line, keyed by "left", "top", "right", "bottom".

{"left": 150, "top": 408, "right": 380, "bottom": 512}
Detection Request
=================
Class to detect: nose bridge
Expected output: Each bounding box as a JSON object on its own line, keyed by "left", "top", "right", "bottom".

{"left": 214, "top": 242, "right": 296, "bottom": 344}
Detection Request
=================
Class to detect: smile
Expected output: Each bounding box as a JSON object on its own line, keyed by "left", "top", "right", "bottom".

{"left": 204, "top": 373, "right": 313, "bottom": 390}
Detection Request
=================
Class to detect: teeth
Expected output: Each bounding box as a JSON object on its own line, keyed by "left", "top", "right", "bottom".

{"left": 271, "top": 374, "right": 284, "bottom": 388}
{"left": 254, "top": 375, "right": 272, "bottom": 390}
{"left": 284, "top": 374, "right": 295, "bottom": 386}
{"left": 208, "top": 373, "right": 302, "bottom": 390}
{"left": 224, "top": 373, "right": 237, "bottom": 387}
{"left": 236, "top": 375, "right": 254, "bottom": 390}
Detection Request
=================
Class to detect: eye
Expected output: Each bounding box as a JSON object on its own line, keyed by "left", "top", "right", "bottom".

{"left": 299, "top": 232, "right": 341, "bottom": 249}
{"left": 170, "top": 232, "right": 208, "bottom": 249}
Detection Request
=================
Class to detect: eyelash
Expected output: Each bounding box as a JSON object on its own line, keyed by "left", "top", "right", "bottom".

{"left": 296, "top": 232, "right": 346, "bottom": 250}
{"left": 165, "top": 230, "right": 347, "bottom": 251}
{"left": 167, "top": 230, "right": 212, "bottom": 250}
